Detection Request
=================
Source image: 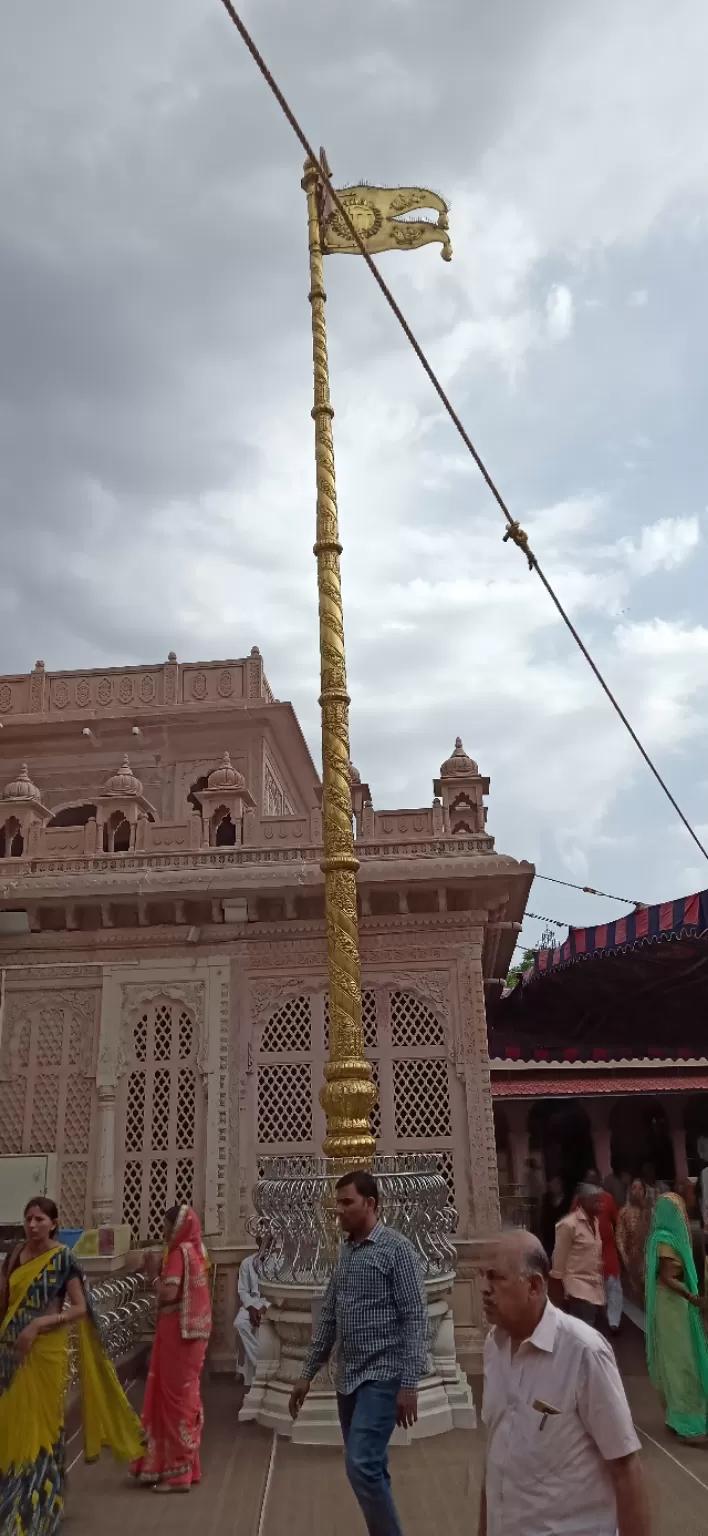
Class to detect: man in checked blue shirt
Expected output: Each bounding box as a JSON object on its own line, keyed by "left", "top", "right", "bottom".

{"left": 289, "top": 1169, "right": 428, "bottom": 1536}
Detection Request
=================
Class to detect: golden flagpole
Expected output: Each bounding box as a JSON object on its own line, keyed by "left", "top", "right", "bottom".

{"left": 302, "top": 154, "right": 376, "bottom": 1166}
{"left": 302, "top": 153, "right": 451, "bottom": 1165}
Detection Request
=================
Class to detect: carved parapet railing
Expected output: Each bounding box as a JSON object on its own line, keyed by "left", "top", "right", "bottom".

{"left": 371, "top": 809, "right": 435, "bottom": 841}
{"left": 252, "top": 1153, "right": 458, "bottom": 1285}
{"left": 67, "top": 1271, "right": 155, "bottom": 1392}
{"left": 0, "top": 834, "right": 505, "bottom": 882}
{"left": 0, "top": 655, "right": 272, "bottom": 720}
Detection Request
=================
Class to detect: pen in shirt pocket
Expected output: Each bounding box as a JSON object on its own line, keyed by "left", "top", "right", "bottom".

{"left": 532, "top": 1398, "right": 561, "bottom": 1430}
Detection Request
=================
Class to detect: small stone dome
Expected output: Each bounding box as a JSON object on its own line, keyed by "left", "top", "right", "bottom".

{"left": 349, "top": 762, "right": 361, "bottom": 785}
{"left": 3, "top": 763, "right": 41, "bottom": 802}
{"left": 439, "top": 737, "right": 479, "bottom": 778}
{"left": 207, "top": 751, "right": 245, "bottom": 791}
{"left": 102, "top": 754, "right": 143, "bottom": 797}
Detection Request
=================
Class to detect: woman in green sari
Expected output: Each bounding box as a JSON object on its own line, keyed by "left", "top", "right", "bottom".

{"left": 645, "top": 1192, "right": 708, "bottom": 1443}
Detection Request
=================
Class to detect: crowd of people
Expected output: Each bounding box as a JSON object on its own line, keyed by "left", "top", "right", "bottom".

{"left": 0, "top": 1175, "right": 425, "bottom": 1536}
{"left": 536, "top": 1162, "right": 708, "bottom": 1447}
{"left": 540, "top": 1169, "right": 651, "bottom": 1330}
{"left": 6, "top": 1162, "right": 708, "bottom": 1534}
{"left": 0, "top": 1195, "right": 212, "bottom": 1533}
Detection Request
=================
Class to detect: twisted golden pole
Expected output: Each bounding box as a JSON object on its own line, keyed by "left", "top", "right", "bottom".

{"left": 302, "top": 156, "right": 376, "bottom": 1165}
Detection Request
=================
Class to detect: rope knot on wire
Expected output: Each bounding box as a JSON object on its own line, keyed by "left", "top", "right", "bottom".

{"left": 502, "top": 521, "right": 535, "bottom": 570}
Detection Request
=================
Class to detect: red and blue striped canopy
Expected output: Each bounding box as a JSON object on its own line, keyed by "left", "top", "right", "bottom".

{"left": 532, "top": 888, "right": 708, "bottom": 977}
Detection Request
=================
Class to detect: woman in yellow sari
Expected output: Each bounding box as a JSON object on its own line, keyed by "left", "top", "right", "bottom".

{"left": 0, "top": 1196, "right": 144, "bottom": 1534}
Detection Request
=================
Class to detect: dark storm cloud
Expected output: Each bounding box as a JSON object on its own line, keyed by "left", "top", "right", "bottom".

{"left": 0, "top": 0, "right": 556, "bottom": 667}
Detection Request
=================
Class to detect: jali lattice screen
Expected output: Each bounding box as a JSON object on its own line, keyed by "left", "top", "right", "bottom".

{"left": 0, "top": 993, "right": 97, "bottom": 1226}
{"left": 255, "top": 986, "right": 460, "bottom": 1218}
{"left": 118, "top": 998, "right": 204, "bottom": 1241}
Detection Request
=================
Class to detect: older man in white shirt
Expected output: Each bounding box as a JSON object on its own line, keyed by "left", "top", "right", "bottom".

{"left": 479, "top": 1230, "right": 649, "bottom": 1536}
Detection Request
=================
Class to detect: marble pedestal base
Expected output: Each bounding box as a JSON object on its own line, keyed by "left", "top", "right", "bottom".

{"left": 239, "top": 1273, "right": 477, "bottom": 1445}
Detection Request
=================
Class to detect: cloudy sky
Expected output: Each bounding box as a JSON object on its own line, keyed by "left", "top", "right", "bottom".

{"left": 2, "top": 0, "right": 708, "bottom": 953}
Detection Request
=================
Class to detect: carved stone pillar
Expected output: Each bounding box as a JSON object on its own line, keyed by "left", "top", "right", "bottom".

{"left": 94, "top": 973, "right": 122, "bottom": 1227}
{"left": 203, "top": 965, "right": 231, "bottom": 1239}
{"left": 457, "top": 947, "right": 501, "bottom": 1233}
{"left": 506, "top": 1102, "right": 530, "bottom": 1190}
{"left": 93, "top": 1084, "right": 117, "bottom": 1226}
{"left": 587, "top": 1099, "right": 613, "bottom": 1179}
{"left": 242, "top": 806, "right": 258, "bottom": 847}
{"left": 666, "top": 1097, "right": 688, "bottom": 1185}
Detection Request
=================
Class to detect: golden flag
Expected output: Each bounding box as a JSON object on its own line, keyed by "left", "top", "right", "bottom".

{"left": 321, "top": 183, "right": 452, "bottom": 262}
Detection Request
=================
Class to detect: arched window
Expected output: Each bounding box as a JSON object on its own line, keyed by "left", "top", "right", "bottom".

{"left": 187, "top": 777, "right": 209, "bottom": 814}
{"left": 449, "top": 791, "right": 480, "bottom": 836}
{"left": 103, "top": 810, "right": 131, "bottom": 853}
{"left": 48, "top": 803, "right": 97, "bottom": 828}
{"left": 0, "top": 817, "right": 24, "bottom": 858}
{"left": 255, "top": 987, "right": 462, "bottom": 1225}
{"left": 212, "top": 808, "right": 236, "bottom": 847}
{"left": 118, "top": 999, "right": 204, "bottom": 1241}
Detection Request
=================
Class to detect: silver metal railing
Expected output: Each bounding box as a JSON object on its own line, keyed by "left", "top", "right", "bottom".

{"left": 67, "top": 1270, "right": 155, "bottom": 1391}
{"left": 251, "top": 1153, "right": 458, "bottom": 1285}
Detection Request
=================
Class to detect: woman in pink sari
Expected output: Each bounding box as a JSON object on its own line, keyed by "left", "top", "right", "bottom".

{"left": 132, "top": 1205, "right": 211, "bottom": 1493}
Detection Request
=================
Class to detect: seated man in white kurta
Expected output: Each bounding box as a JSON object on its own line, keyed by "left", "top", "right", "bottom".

{"left": 235, "top": 1250, "right": 268, "bottom": 1388}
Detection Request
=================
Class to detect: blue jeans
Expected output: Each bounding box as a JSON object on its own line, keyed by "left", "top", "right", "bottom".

{"left": 337, "top": 1380, "right": 404, "bottom": 1536}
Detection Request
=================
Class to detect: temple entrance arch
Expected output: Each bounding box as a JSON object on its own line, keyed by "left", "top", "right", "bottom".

{"left": 528, "top": 1100, "right": 594, "bottom": 1196}
{"left": 608, "top": 1097, "right": 673, "bottom": 1183}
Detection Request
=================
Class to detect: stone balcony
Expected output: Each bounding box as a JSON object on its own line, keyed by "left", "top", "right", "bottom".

{"left": 0, "top": 796, "right": 529, "bottom": 952}
{"left": 1, "top": 804, "right": 494, "bottom": 863}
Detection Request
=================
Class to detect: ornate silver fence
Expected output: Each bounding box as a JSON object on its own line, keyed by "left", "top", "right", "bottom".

{"left": 68, "top": 1270, "right": 154, "bottom": 1390}
{"left": 252, "top": 1153, "right": 457, "bottom": 1285}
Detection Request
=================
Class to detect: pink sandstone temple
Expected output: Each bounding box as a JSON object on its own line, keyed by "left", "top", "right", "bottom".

{"left": 0, "top": 653, "right": 532, "bottom": 1365}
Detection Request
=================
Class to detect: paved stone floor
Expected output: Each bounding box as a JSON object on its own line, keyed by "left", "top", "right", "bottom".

{"left": 65, "top": 1323, "right": 708, "bottom": 1534}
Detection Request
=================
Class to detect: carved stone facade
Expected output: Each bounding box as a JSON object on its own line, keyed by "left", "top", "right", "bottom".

{"left": 0, "top": 652, "right": 532, "bottom": 1367}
